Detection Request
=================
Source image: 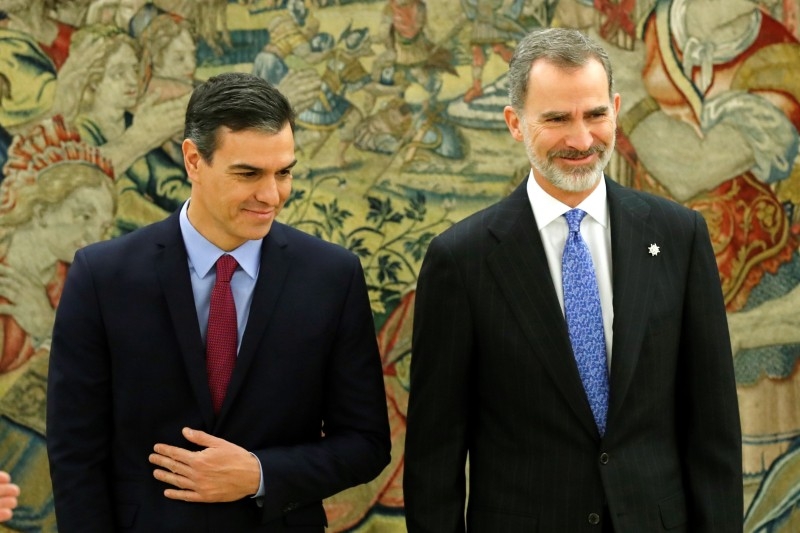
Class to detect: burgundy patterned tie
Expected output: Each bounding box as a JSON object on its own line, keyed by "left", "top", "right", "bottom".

{"left": 206, "top": 254, "right": 238, "bottom": 414}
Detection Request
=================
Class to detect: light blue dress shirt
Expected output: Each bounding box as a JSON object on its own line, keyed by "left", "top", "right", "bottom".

{"left": 179, "top": 201, "right": 261, "bottom": 348}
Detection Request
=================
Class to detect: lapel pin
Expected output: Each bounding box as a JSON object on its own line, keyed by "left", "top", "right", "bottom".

{"left": 648, "top": 243, "right": 660, "bottom": 257}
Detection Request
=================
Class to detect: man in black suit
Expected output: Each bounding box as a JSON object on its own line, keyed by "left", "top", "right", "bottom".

{"left": 404, "top": 28, "right": 742, "bottom": 532}
{"left": 47, "top": 72, "right": 390, "bottom": 532}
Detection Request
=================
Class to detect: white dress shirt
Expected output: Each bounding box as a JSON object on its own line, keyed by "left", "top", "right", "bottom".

{"left": 525, "top": 172, "right": 615, "bottom": 365}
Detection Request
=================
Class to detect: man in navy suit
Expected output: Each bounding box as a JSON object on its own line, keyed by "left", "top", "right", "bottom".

{"left": 404, "top": 28, "right": 742, "bottom": 532}
{"left": 47, "top": 72, "right": 390, "bottom": 532}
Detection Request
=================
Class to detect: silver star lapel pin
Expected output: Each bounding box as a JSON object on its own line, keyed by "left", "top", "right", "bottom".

{"left": 648, "top": 243, "right": 660, "bottom": 257}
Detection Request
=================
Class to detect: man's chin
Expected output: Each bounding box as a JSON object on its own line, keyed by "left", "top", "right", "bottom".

{"left": 550, "top": 169, "right": 602, "bottom": 193}
{"left": 238, "top": 221, "right": 276, "bottom": 243}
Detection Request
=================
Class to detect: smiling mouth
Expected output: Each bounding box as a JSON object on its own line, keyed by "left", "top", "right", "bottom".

{"left": 243, "top": 208, "right": 275, "bottom": 217}
{"left": 561, "top": 155, "right": 595, "bottom": 163}
{"left": 551, "top": 146, "right": 604, "bottom": 161}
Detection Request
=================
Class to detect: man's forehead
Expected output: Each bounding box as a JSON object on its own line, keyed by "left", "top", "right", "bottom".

{"left": 526, "top": 62, "right": 611, "bottom": 106}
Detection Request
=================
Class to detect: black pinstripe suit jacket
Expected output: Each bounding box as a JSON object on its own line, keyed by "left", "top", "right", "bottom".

{"left": 404, "top": 178, "right": 742, "bottom": 532}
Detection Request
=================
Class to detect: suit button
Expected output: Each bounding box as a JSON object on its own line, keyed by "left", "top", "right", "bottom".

{"left": 283, "top": 502, "right": 299, "bottom": 513}
{"left": 599, "top": 452, "right": 609, "bottom": 465}
{"left": 588, "top": 513, "right": 600, "bottom": 525}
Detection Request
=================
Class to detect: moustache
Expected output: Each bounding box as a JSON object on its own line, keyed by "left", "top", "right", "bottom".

{"left": 549, "top": 145, "right": 606, "bottom": 160}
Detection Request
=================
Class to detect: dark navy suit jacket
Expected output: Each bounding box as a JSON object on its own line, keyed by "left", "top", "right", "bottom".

{"left": 47, "top": 212, "right": 391, "bottom": 532}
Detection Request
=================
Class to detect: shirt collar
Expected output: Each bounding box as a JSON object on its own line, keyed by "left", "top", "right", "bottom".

{"left": 179, "top": 200, "right": 262, "bottom": 280}
{"left": 525, "top": 170, "right": 609, "bottom": 230}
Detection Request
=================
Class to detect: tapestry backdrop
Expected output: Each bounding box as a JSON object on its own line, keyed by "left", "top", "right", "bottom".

{"left": 1, "top": 0, "right": 799, "bottom": 531}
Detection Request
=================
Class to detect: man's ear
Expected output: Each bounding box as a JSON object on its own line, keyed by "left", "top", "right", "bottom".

{"left": 503, "top": 106, "right": 525, "bottom": 142}
{"left": 182, "top": 139, "right": 202, "bottom": 182}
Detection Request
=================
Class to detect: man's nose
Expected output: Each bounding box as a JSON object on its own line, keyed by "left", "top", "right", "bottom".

{"left": 564, "top": 121, "right": 594, "bottom": 151}
{"left": 255, "top": 177, "right": 280, "bottom": 204}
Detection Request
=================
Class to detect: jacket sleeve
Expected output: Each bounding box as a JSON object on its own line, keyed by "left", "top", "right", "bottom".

{"left": 404, "top": 235, "right": 471, "bottom": 533}
{"left": 253, "top": 256, "right": 391, "bottom": 522}
{"left": 47, "top": 249, "right": 115, "bottom": 532}
{"left": 678, "top": 211, "right": 743, "bottom": 531}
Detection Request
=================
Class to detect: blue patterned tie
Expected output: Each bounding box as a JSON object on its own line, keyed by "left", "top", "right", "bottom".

{"left": 562, "top": 209, "right": 609, "bottom": 435}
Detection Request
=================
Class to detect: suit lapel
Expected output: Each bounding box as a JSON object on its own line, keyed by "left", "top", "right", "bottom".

{"left": 486, "top": 182, "right": 599, "bottom": 438}
{"left": 155, "top": 213, "right": 216, "bottom": 429}
{"left": 215, "top": 223, "right": 290, "bottom": 427}
{"left": 606, "top": 179, "right": 659, "bottom": 429}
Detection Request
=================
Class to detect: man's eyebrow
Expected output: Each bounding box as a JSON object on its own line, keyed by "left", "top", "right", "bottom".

{"left": 228, "top": 163, "right": 262, "bottom": 172}
{"left": 538, "top": 106, "right": 610, "bottom": 121}
{"left": 586, "top": 105, "right": 610, "bottom": 114}
{"left": 226, "top": 160, "right": 298, "bottom": 173}
{"left": 538, "top": 110, "right": 570, "bottom": 121}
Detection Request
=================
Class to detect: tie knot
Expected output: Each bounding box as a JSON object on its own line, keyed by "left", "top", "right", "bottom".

{"left": 215, "top": 254, "right": 238, "bottom": 283}
{"left": 564, "top": 208, "right": 587, "bottom": 233}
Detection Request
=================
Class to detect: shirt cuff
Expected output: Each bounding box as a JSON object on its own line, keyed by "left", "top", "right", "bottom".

{"left": 249, "top": 452, "right": 265, "bottom": 499}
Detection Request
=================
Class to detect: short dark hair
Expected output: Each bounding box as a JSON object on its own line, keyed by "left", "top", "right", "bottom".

{"left": 507, "top": 28, "right": 614, "bottom": 112}
{"left": 184, "top": 72, "right": 296, "bottom": 162}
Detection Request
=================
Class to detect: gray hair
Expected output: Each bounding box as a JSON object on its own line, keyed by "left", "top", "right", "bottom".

{"left": 507, "top": 28, "right": 614, "bottom": 112}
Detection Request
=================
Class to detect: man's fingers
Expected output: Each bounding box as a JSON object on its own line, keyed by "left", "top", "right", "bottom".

{"left": 149, "top": 452, "right": 190, "bottom": 476}
{"left": 153, "top": 466, "right": 206, "bottom": 501}
{"left": 181, "top": 427, "right": 224, "bottom": 448}
{"left": 154, "top": 428, "right": 230, "bottom": 459}
{"left": 152, "top": 464, "right": 199, "bottom": 495}
{"left": 153, "top": 466, "right": 181, "bottom": 484}
{"left": 152, "top": 441, "right": 195, "bottom": 463}
{"left": 150, "top": 430, "right": 252, "bottom": 504}
{"left": 163, "top": 488, "right": 205, "bottom": 503}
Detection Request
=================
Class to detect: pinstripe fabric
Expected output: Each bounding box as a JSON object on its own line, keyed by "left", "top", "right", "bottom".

{"left": 405, "top": 178, "right": 743, "bottom": 533}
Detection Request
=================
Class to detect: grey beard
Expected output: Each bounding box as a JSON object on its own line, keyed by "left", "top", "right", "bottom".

{"left": 527, "top": 142, "right": 614, "bottom": 193}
